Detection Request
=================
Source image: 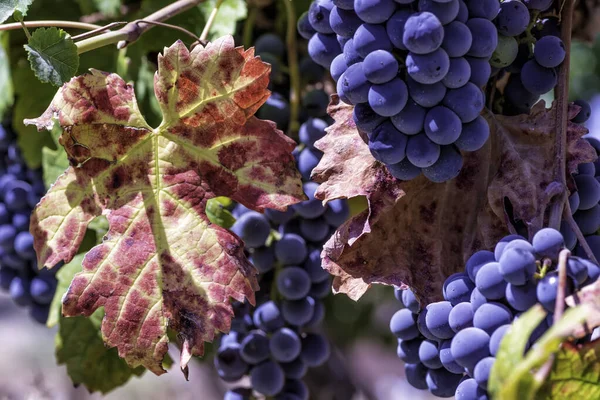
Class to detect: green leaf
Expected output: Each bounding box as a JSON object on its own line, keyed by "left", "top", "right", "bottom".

{"left": 24, "top": 27, "right": 79, "bottom": 86}
{"left": 41, "top": 120, "right": 68, "bottom": 189}
{"left": 0, "top": 0, "right": 33, "bottom": 23}
{"left": 490, "top": 305, "right": 592, "bottom": 400}
{"left": 198, "top": 0, "right": 247, "bottom": 40}
{"left": 206, "top": 197, "right": 236, "bottom": 229}
{"left": 489, "top": 304, "right": 547, "bottom": 398}
{"left": 0, "top": 33, "right": 13, "bottom": 120}
{"left": 56, "top": 309, "right": 146, "bottom": 394}
{"left": 536, "top": 341, "right": 600, "bottom": 399}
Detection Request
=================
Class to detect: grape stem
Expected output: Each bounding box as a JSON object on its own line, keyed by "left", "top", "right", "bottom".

{"left": 563, "top": 200, "right": 599, "bottom": 264}
{"left": 282, "top": 0, "right": 301, "bottom": 139}
{"left": 536, "top": 248, "right": 571, "bottom": 382}
{"left": 547, "top": 0, "right": 575, "bottom": 230}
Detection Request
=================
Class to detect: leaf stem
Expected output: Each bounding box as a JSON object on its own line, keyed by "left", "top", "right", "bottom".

{"left": 199, "top": 0, "right": 224, "bottom": 42}
{"left": 18, "top": 20, "right": 31, "bottom": 40}
{"left": 0, "top": 20, "right": 101, "bottom": 32}
{"left": 282, "top": 0, "right": 301, "bottom": 139}
{"left": 135, "top": 20, "right": 199, "bottom": 42}
{"left": 548, "top": 0, "right": 575, "bottom": 229}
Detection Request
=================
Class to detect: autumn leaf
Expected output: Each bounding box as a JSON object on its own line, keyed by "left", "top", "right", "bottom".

{"left": 25, "top": 36, "right": 305, "bottom": 375}
{"left": 313, "top": 98, "right": 595, "bottom": 303}
{"left": 536, "top": 340, "right": 600, "bottom": 399}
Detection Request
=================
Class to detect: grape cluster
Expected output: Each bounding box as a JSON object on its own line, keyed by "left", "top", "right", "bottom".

{"left": 0, "top": 123, "right": 51, "bottom": 324}
{"left": 390, "top": 228, "right": 600, "bottom": 399}
{"left": 495, "top": 2, "right": 566, "bottom": 115}
{"left": 299, "top": 0, "right": 496, "bottom": 182}
{"left": 559, "top": 103, "right": 600, "bottom": 261}
{"left": 216, "top": 118, "right": 349, "bottom": 400}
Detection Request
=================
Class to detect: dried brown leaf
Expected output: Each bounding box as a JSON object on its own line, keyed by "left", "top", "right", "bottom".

{"left": 314, "top": 99, "right": 595, "bottom": 303}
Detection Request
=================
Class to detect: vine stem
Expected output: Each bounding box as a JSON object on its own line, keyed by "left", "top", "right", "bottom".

{"left": 199, "top": 0, "right": 224, "bottom": 42}
{"left": 547, "top": 0, "right": 575, "bottom": 230}
{"left": 563, "top": 200, "right": 599, "bottom": 264}
{"left": 282, "top": 0, "right": 301, "bottom": 138}
{"left": 76, "top": 0, "right": 205, "bottom": 54}
{"left": 536, "top": 248, "right": 571, "bottom": 382}
{"left": 0, "top": 20, "right": 100, "bottom": 32}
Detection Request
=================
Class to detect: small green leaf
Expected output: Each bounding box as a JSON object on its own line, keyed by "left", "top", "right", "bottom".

{"left": 206, "top": 197, "right": 236, "bottom": 229}
{"left": 56, "top": 309, "right": 146, "bottom": 394}
{"left": 41, "top": 120, "right": 68, "bottom": 189}
{"left": 537, "top": 341, "right": 600, "bottom": 399}
{"left": 198, "top": 0, "right": 247, "bottom": 40}
{"left": 24, "top": 27, "right": 79, "bottom": 86}
{"left": 491, "top": 305, "right": 591, "bottom": 400}
{"left": 489, "top": 305, "right": 547, "bottom": 398}
{"left": 0, "top": 0, "right": 33, "bottom": 23}
{"left": 0, "top": 33, "right": 13, "bottom": 120}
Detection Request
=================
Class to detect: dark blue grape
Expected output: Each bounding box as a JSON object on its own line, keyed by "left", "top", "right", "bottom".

{"left": 425, "top": 301, "right": 454, "bottom": 339}
{"left": 282, "top": 297, "right": 315, "bottom": 326}
{"left": 473, "top": 302, "right": 513, "bottom": 335}
{"left": 450, "top": 327, "right": 490, "bottom": 370}
{"left": 442, "top": 21, "right": 472, "bottom": 58}
{"left": 397, "top": 338, "right": 422, "bottom": 363}
{"left": 300, "top": 333, "right": 330, "bottom": 367}
{"left": 368, "top": 121, "right": 408, "bottom": 164}
{"left": 391, "top": 100, "right": 427, "bottom": 135}
{"left": 426, "top": 368, "right": 463, "bottom": 398}
{"left": 390, "top": 308, "right": 419, "bottom": 340}
{"left": 250, "top": 361, "right": 285, "bottom": 396}
{"left": 405, "top": 363, "right": 429, "bottom": 390}
{"left": 275, "top": 234, "right": 309, "bottom": 265}
{"left": 449, "top": 302, "right": 474, "bottom": 332}
{"left": 505, "top": 281, "right": 537, "bottom": 311}
{"left": 402, "top": 12, "right": 444, "bottom": 54}
{"left": 240, "top": 330, "right": 271, "bottom": 364}
{"left": 439, "top": 339, "right": 465, "bottom": 374}
{"left": 419, "top": 339, "right": 443, "bottom": 369}
{"left": 489, "top": 324, "right": 510, "bottom": 356}
{"left": 253, "top": 301, "right": 285, "bottom": 332}
{"left": 270, "top": 328, "right": 302, "bottom": 362}
{"left": 330, "top": 54, "right": 348, "bottom": 82}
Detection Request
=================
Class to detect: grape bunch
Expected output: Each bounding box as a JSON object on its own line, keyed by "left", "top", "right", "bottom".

{"left": 494, "top": 2, "right": 566, "bottom": 115}
{"left": 559, "top": 103, "right": 600, "bottom": 261}
{"left": 390, "top": 227, "right": 600, "bottom": 398}
{"left": 0, "top": 123, "right": 52, "bottom": 324}
{"left": 299, "top": 0, "right": 497, "bottom": 183}
{"left": 215, "top": 117, "right": 349, "bottom": 400}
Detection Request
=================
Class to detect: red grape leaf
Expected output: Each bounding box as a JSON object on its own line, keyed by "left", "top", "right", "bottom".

{"left": 25, "top": 36, "right": 305, "bottom": 375}
{"left": 313, "top": 98, "right": 595, "bottom": 303}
